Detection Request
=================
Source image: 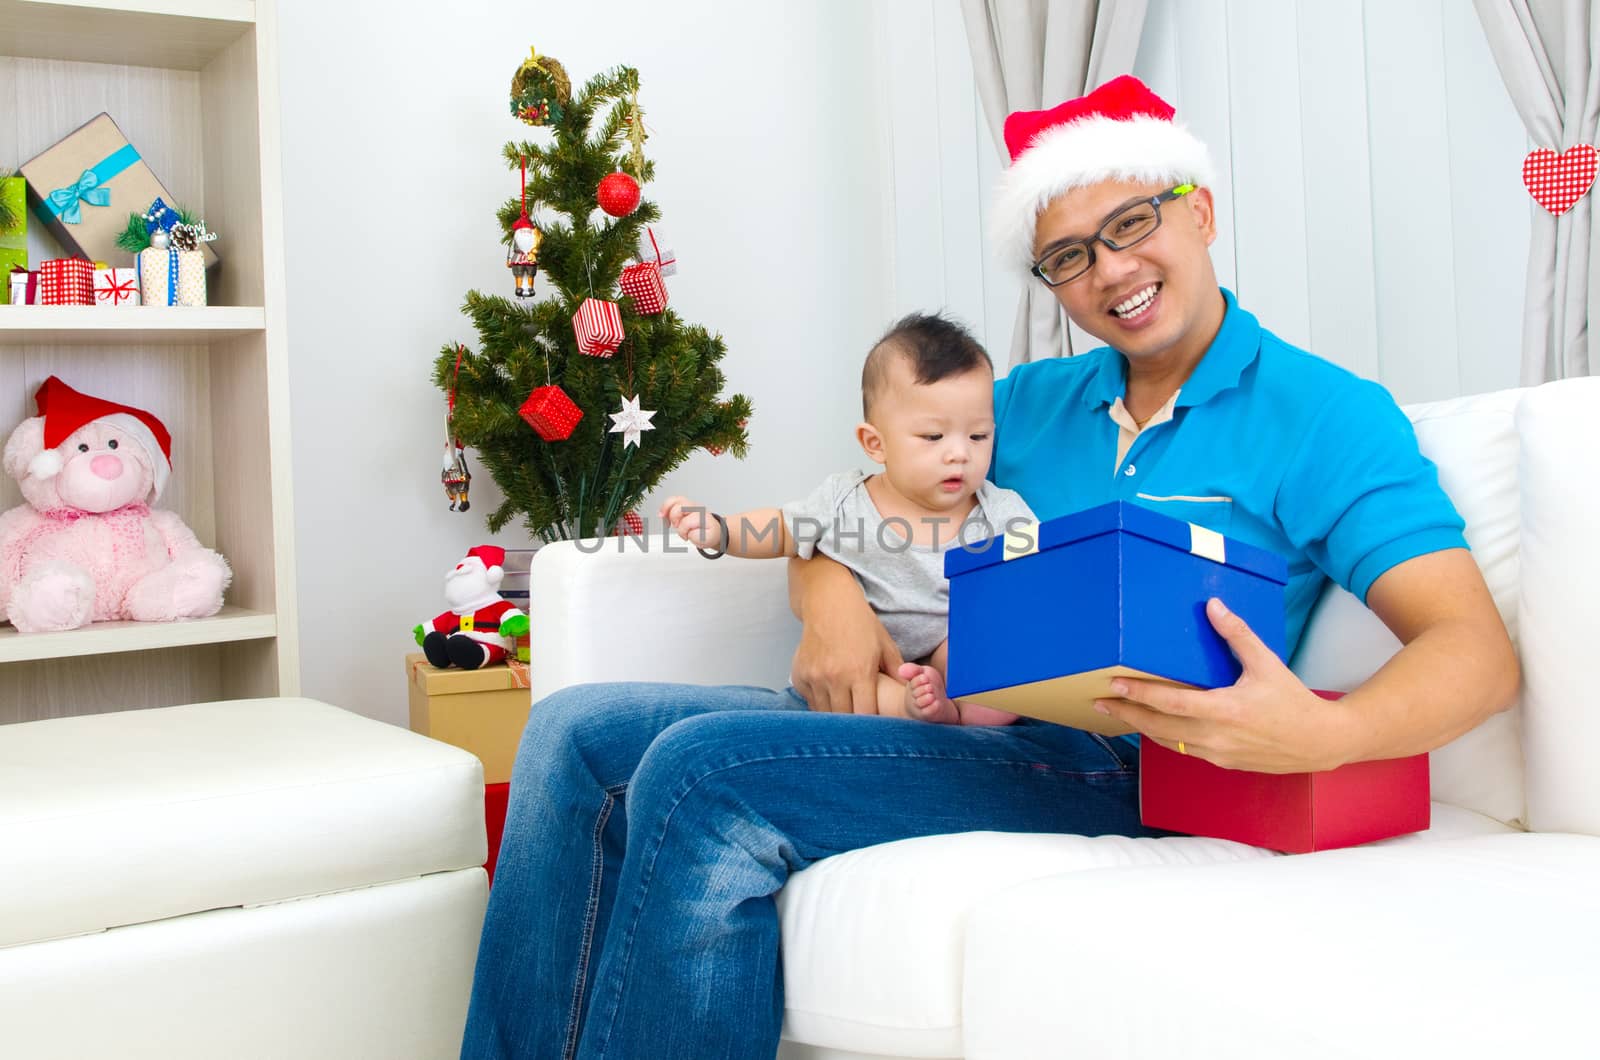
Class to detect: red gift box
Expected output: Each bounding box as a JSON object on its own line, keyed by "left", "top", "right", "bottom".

{"left": 572, "top": 297, "right": 624, "bottom": 357}
{"left": 485, "top": 781, "right": 510, "bottom": 885}
{"left": 38, "top": 257, "right": 95, "bottom": 305}
{"left": 1139, "top": 691, "right": 1431, "bottom": 852}
{"left": 519, "top": 384, "right": 583, "bottom": 441}
{"left": 618, "top": 262, "right": 668, "bottom": 315}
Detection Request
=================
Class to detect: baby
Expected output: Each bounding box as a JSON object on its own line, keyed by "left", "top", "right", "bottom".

{"left": 660, "top": 312, "right": 1036, "bottom": 725}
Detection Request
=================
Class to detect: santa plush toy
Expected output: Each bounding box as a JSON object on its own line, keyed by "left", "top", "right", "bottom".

{"left": 412, "top": 545, "right": 528, "bottom": 670}
{"left": 0, "top": 376, "right": 231, "bottom": 632}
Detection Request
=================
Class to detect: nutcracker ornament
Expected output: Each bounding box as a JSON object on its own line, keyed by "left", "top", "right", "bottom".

{"left": 442, "top": 435, "right": 471, "bottom": 511}
{"left": 507, "top": 155, "right": 542, "bottom": 299}
{"left": 412, "top": 545, "right": 529, "bottom": 670}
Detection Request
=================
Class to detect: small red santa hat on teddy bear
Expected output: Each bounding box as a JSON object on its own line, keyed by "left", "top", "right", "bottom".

{"left": 26, "top": 376, "right": 174, "bottom": 500}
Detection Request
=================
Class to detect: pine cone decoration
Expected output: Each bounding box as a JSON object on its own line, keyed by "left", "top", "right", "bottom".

{"left": 170, "top": 223, "right": 200, "bottom": 252}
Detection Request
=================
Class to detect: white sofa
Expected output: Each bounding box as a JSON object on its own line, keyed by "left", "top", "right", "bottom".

{"left": 0, "top": 697, "right": 488, "bottom": 1059}
{"left": 528, "top": 377, "right": 1600, "bottom": 1059}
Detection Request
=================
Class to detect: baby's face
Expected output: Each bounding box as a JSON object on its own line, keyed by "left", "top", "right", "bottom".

{"left": 868, "top": 360, "right": 995, "bottom": 511}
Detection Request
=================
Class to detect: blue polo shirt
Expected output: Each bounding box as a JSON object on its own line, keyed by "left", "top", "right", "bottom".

{"left": 989, "top": 288, "right": 1467, "bottom": 658}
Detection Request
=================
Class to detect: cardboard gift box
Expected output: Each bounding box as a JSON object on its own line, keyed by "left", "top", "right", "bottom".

{"left": 0, "top": 176, "right": 26, "bottom": 304}
{"left": 406, "top": 652, "right": 531, "bottom": 785}
{"left": 93, "top": 266, "right": 139, "bottom": 307}
{"left": 37, "top": 257, "right": 95, "bottom": 305}
{"left": 944, "top": 500, "right": 1289, "bottom": 734}
{"left": 1140, "top": 691, "right": 1432, "bottom": 852}
{"left": 20, "top": 113, "right": 219, "bottom": 270}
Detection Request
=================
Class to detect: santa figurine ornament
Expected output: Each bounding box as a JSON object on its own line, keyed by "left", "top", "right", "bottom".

{"left": 411, "top": 545, "right": 529, "bottom": 670}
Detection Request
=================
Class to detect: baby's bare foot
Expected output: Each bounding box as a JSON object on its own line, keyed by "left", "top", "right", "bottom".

{"left": 897, "top": 662, "right": 959, "bottom": 724}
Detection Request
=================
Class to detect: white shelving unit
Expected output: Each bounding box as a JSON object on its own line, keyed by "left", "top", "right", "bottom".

{"left": 0, "top": 0, "right": 298, "bottom": 723}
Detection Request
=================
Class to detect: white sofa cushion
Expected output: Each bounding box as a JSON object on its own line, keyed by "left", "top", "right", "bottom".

{"left": 0, "top": 697, "right": 485, "bottom": 948}
{"left": 1517, "top": 377, "right": 1600, "bottom": 835}
{"left": 0, "top": 868, "right": 487, "bottom": 1060}
{"left": 778, "top": 805, "right": 1510, "bottom": 1057}
{"left": 1293, "top": 386, "right": 1526, "bottom": 825}
{"left": 778, "top": 830, "right": 1274, "bottom": 1057}
{"left": 963, "top": 829, "right": 1595, "bottom": 1059}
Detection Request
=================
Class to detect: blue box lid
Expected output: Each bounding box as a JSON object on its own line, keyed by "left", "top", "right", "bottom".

{"left": 945, "top": 500, "right": 1289, "bottom": 583}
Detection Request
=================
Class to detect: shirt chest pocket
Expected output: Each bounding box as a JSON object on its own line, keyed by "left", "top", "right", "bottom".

{"left": 1133, "top": 492, "right": 1234, "bottom": 536}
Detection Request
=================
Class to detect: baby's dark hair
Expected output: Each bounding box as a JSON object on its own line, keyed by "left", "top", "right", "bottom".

{"left": 861, "top": 312, "right": 994, "bottom": 418}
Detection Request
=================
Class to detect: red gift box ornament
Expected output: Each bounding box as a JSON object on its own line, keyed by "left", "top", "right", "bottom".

{"left": 572, "top": 297, "right": 624, "bottom": 358}
{"left": 519, "top": 384, "right": 583, "bottom": 442}
{"left": 618, "top": 262, "right": 668, "bottom": 315}
{"left": 38, "top": 257, "right": 95, "bottom": 305}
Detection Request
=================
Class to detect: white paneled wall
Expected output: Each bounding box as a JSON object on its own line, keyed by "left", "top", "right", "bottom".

{"left": 883, "top": 0, "right": 1531, "bottom": 404}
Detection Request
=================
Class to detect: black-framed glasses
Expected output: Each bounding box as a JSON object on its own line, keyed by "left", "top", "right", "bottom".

{"left": 1030, "top": 184, "right": 1195, "bottom": 287}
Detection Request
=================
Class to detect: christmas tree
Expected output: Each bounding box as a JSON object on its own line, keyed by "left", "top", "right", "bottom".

{"left": 434, "top": 50, "right": 752, "bottom": 542}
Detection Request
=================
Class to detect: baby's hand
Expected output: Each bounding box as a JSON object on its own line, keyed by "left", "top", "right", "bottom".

{"left": 658, "top": 495, "right": 722, "bottom": 550}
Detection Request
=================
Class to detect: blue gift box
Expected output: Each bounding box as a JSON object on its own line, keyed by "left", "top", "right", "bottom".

{"left": 943, "top": 501, "right": 1289, "bottom": 734}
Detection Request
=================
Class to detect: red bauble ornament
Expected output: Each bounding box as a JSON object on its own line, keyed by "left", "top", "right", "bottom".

{"left": 597, "top": 171, "right": 641, "bottom": 217}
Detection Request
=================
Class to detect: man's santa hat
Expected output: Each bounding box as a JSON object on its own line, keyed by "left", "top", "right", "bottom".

{"left": 463, "top": 545, "right": 505, "bottom": 574}
{"left": 27, "top": 376, "right": 173, "bottom": 499}
{"left": 994, "top": 75, "right": 1215, "bottom": 271}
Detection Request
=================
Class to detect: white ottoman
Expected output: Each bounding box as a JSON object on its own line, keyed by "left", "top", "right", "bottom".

{"left": 0, "top": 697, "right": 489, "bottom": 1060}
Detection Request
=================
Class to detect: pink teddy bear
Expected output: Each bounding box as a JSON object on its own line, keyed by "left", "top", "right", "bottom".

{"left": 0, "top": 375, "right": 231, "bottom": 633}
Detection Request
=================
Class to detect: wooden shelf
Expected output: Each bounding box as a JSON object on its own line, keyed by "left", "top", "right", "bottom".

{"left": 0, "top": 605, "right": 276, "bottom": 663}
{"left": 0, "top": 305, "right": 266, "bottom": 343}
{"left": 0, "top": 0, "right": 253, "bottom": 70}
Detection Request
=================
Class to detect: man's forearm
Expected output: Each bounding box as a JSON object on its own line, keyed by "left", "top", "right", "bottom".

{"left": 786, "top": 552, "right": 857, "bottom": 619}
{"left": 1331, "top": 616, "right": 1519, "bottom": 766}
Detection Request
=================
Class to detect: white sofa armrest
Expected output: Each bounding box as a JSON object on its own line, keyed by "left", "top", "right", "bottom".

{"left": 527, "top": 539, "right": 801, "bottom": 701}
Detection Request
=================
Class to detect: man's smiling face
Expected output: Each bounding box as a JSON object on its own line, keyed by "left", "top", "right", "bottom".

{"left": 1032, "top": 179, "right": 1220, "bottom": 366}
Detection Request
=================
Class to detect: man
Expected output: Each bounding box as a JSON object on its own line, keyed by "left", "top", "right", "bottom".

{"left": 462, "top": 76, "right": 1517, "bottom": 1060}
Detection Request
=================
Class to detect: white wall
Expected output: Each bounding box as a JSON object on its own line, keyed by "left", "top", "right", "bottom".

{"left": 279, "top": 1, "right": 892, "bottom": 724}
{"left": 883, "top": 0, "right": 1531, "bottom": 404}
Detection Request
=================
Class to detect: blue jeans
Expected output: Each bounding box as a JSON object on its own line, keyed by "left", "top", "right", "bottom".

{"left": 460, "top": 682, "right": 1155, "bottom": 1060}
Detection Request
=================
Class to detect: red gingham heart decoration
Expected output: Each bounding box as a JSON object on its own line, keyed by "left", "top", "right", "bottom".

{"left": 1523, "top": 144, "right": 1598, "bottom": 216}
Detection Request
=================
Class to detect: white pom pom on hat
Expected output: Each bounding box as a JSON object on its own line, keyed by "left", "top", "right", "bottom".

{"left": 27, "top": 375, "right": 173, "bottom": 499}
{"left": 993, "top": 75, "right": 1215, "bottom": 272}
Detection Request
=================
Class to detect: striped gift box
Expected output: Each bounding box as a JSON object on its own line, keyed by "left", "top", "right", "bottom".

{"left": 572, "top": 297, "right": 624, "bottom": 358}
{"left": 618, "top": 262, "right": 668, "bottom": 315}
{"left": 38, "top": 257, "right": 95, "bottom": 305}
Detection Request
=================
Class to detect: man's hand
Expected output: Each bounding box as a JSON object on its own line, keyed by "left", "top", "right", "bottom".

{"left": 788, "top": 556, "right": 903, "bottom": 714}
{"left": 1092, "top": 598, "right": 1353, "bottom": 773}
{"left": 658, "top": 495, "right": 722, "bottom": 550}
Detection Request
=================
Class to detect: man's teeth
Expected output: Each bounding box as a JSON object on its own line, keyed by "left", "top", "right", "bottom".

{"left": 1112, "top": 285, "right": 1158, "bottom": 318}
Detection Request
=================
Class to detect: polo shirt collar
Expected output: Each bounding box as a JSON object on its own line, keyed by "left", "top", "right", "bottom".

{"left": 1078, "top": 287, "right": 1261, "bottom": 411}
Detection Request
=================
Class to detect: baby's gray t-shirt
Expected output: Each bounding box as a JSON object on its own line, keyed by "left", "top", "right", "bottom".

{"left": 780, "top": 469, "right": 1037, "bottom": 663}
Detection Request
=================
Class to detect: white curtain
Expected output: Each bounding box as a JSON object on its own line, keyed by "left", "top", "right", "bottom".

{"left": 960, "top": 0, "right": 1148, "bottom": 366}
{"left": 1474, "top": 0, "right": 1600, "bottom": 382}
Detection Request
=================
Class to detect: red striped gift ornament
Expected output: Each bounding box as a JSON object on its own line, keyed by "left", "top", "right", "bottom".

{"left": 618, "top": 262, "right": 668, "bottom": 315}
{"left": 38, "top": 257, "right": 95, "bottom": 305}
{"left": 572, "top": 297, "right": 624, "bottom": 358}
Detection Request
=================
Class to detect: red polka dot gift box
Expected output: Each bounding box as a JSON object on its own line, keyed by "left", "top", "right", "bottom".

{"left": 519, "top": 384, "right": 583, "bottom": 442}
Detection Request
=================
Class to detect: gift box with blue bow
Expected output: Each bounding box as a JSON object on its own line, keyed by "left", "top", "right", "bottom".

{"left": 943, "top": 500, "right": 1289, "bottom": 734}
{"left": 20, "top": 113, "right": 219, "bottom": 272}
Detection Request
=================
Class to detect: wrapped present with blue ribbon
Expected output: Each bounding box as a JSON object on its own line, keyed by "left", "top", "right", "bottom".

{"left": 20, "top": 113, "right": 219, "bottom": 269}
